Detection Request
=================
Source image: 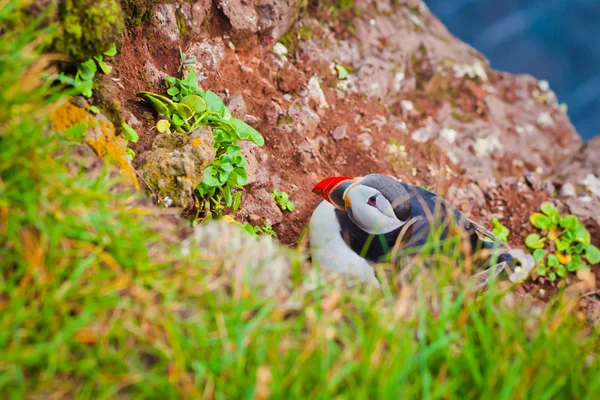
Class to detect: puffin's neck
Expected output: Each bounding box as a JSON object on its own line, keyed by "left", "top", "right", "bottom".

{"left": 334, "top": 210, "right": 410, "bottom": 263}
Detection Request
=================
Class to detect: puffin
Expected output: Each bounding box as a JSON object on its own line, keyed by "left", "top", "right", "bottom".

{"left": 309, "top": 173, "right": 530, "bottom": 287}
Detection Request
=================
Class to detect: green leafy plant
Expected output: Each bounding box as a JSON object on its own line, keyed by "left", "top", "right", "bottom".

{"left": 272, "top": 190, "right": 295, "bottom": 212}
{"left": 57, "top": 44, "right": 117, "bottom": 98}
{"left": 491, "top": 217, "right": 509, "bottom": 243}
{"left": 237, "top": 221, "right": 278, "bottom": 238}
{"left": 525, "top": 202, "right": 599, "bottom": 281}
{"left": 223, "top": 215, "right": 277, "bottom": 238}
{"left": 177, "top": 46, "right": 197, "bottom": 74}
{"left": 121, "top": 122, "right": 139, "bottom": 160}
{"left": 137, "top": 68, "right": 264, "bottom": 221}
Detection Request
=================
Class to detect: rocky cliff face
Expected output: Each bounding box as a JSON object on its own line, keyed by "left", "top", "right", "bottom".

{"left": 71, "top": 0, "right": 597, "bottom": 308}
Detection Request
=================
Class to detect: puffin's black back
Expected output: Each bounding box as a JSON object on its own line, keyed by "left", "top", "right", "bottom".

{"left": 398, "top": 183, "right": 480, "bottom": 251}
{"left": 337, "top": 183, "right": 482, "bottom": 263}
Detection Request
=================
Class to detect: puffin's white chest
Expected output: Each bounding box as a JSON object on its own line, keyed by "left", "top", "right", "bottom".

{"left": 309, "top": 201, "right": 379, "bottom": 286}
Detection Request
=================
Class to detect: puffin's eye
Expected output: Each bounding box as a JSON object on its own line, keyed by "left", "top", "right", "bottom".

{"left": 367, "top": 195, "right": 377, "bottom": 207}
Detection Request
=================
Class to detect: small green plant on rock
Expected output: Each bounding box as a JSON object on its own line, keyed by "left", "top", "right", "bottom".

{"left": 177, "top": 46, "right": 197, "bottom": 74}
{"left": 239, "top": 221, "right": 277, "bottom": 238}
{"left": 272, "top": 190, "right": 295, "bottom": 212}
{"left": 137, "top": 68, "right": 264, "bottom": 222}
{"left": 525, "top": 202, "right": 600, "bottom": 281}
{"left": 57, "top": 44, "right": 117, "bottom": 98}
{"left": 121, "top": 122, "right": 139, "bottom": 160}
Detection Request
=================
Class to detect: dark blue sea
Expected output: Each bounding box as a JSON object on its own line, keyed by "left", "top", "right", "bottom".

{"left": 425, "top": 0, "right": 599, "bottom": 141}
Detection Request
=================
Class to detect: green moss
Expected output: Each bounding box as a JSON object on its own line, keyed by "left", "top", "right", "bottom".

{"left": 54, "top": 0, "right": 124, "bottom": 61}
{"left": 120, "top": 0, "right": 160, "bottom": 29}
{"left": 175, "top": 6, "right": 188, "bottom": 38}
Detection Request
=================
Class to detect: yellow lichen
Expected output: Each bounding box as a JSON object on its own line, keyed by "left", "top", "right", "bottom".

{"left": 191, "top": 138, "right": 203, "bottom": 147}
{"left": 49, "top": 101, "right": 91, "bottom": 132}
{"left": 49, "top": 100, "right": 139, "bottom": 190}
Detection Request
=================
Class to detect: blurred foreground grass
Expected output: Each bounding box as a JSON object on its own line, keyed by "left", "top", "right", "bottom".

{"left": 1, "top": 2, "right": 600, "bottom": 398}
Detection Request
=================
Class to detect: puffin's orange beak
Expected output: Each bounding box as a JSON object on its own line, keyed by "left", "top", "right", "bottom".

{"left": 313, "top": 176, "right": 355, "bottom": 210}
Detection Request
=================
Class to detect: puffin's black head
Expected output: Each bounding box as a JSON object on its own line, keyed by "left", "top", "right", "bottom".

{"left": 313, "top": 174, "right": 412, "bottom": 234}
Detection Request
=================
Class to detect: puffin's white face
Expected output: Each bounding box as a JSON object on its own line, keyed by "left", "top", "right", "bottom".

{"left": 344, "top": 184, "right": 406, "bottom": 235}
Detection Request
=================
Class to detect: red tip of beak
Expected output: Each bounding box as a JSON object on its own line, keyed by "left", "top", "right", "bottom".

{"left": 312, "top": 176, "right": 354, "bottom": 203}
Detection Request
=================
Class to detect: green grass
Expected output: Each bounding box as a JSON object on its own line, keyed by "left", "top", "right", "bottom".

{"left": 1, "top": 3, "right": 600, "bottom": 398}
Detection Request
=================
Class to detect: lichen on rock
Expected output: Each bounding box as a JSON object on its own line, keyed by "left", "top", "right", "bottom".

{"left": 94, "top": 74, "right": 124, "bottom": 127}
{"left": 54, "top": 0, "right": 124, "bottom": 61}
{"left": 137, "top": 127, "right": 216, "bottom": 208}
{"left": 49, "top": 99, "right": 139, "bottom": 189}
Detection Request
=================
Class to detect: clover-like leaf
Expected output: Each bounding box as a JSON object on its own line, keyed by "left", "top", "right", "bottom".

{"left": 555, "top": 238, "right": 569, "bottom": 252}
{"left": 203, "top": 167, "right": 220, "bottom": 187}
{"left": 556, "top": 264, "right": 566, "bottom": 278}
{"left": 103, "top": 43, "right": 117, "bottom": 57}
{"left": 164, "top": 76, "right": 177, "bottom": 87}
{"left": 222, "top": 186, "right": 232, "bottom": 207}
{"left": 205, "top": 90, "right": 226, "bottom": 115}
{"left": 532, "top": 248, "right": 545, "bottom": 263}
{"left": 567, "top": 254, "right": 581, "bottom": 272}
{"left": 156, "top": 119, "right": 170, "bottom": 133}
{"left": 548, "top": 271, "right": 557, "bottom": 281}
{"left": 540, "top": 202, "right": 559, "bottom": 218}
{"left": 177, "top": 103, "right": 194, "bottom": 120}
{"left": 167, "top": 87, "right": 180, "bottom": 97}
{"left": 227, "top": 171, "right": 238, "bottom": 187}
{"left": 230, "top": 118, "right": 265, "bottom": 146}
{"left": 564, "top": 229, "right": 576, "bottom": 242}
{"left": 183, "top": 95, "right": 207, "bottom": 113}
{"left": 94, "top": 56, "right": 112, "bottom": 75}
{"left": 185, "top": 67, "right": 199, "bottom": 90}
{"left": 243, "top": 223, "right": 256, "bottom": 236}
{"left": 219, "top": 162, "right": 234, "bottom": 172}
{"left": 547, "top": 254, "right": 559, "bottom": 268}
{"left": 125, "top": 148, "right": 135, "bottom": 160}
{"left": 584, "top": 244, "right": 600, "bottom": 265}
{"left": 525, "top": 233, "right": 545, "bottom": 249}
{"left": 232, "top": 191, "right": 242, "bottom": 211}
{"left": 536, "top": 263, "right": 547, "bottom": 276}
{"left": 574, "top": 242, "right": 585, "bottom": 254}
{"left": 78, "top": 79, "right": 94, "bottom": 98}
{"left": 122, "top": 123, "right": 139, "bottom": 143}
{"left": 172, "top": 114, "right": 185, "bottom": 127}
{"left": 573, "top": 224, "right": 591, "bottom": 245}
{"left": 215, "top": 168, "right": 227, "bottom": 183}
{"left": 236, "top": 168, "right": 247, "bottom": 186}
{"left": 529, "top": 213, "right": 550, "bottom": 230}
{"left": 78, "top": 59, "right": 97, "bottom": 80}
{"left": 560, "top": 215, "right": 579, "bottom": 231}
